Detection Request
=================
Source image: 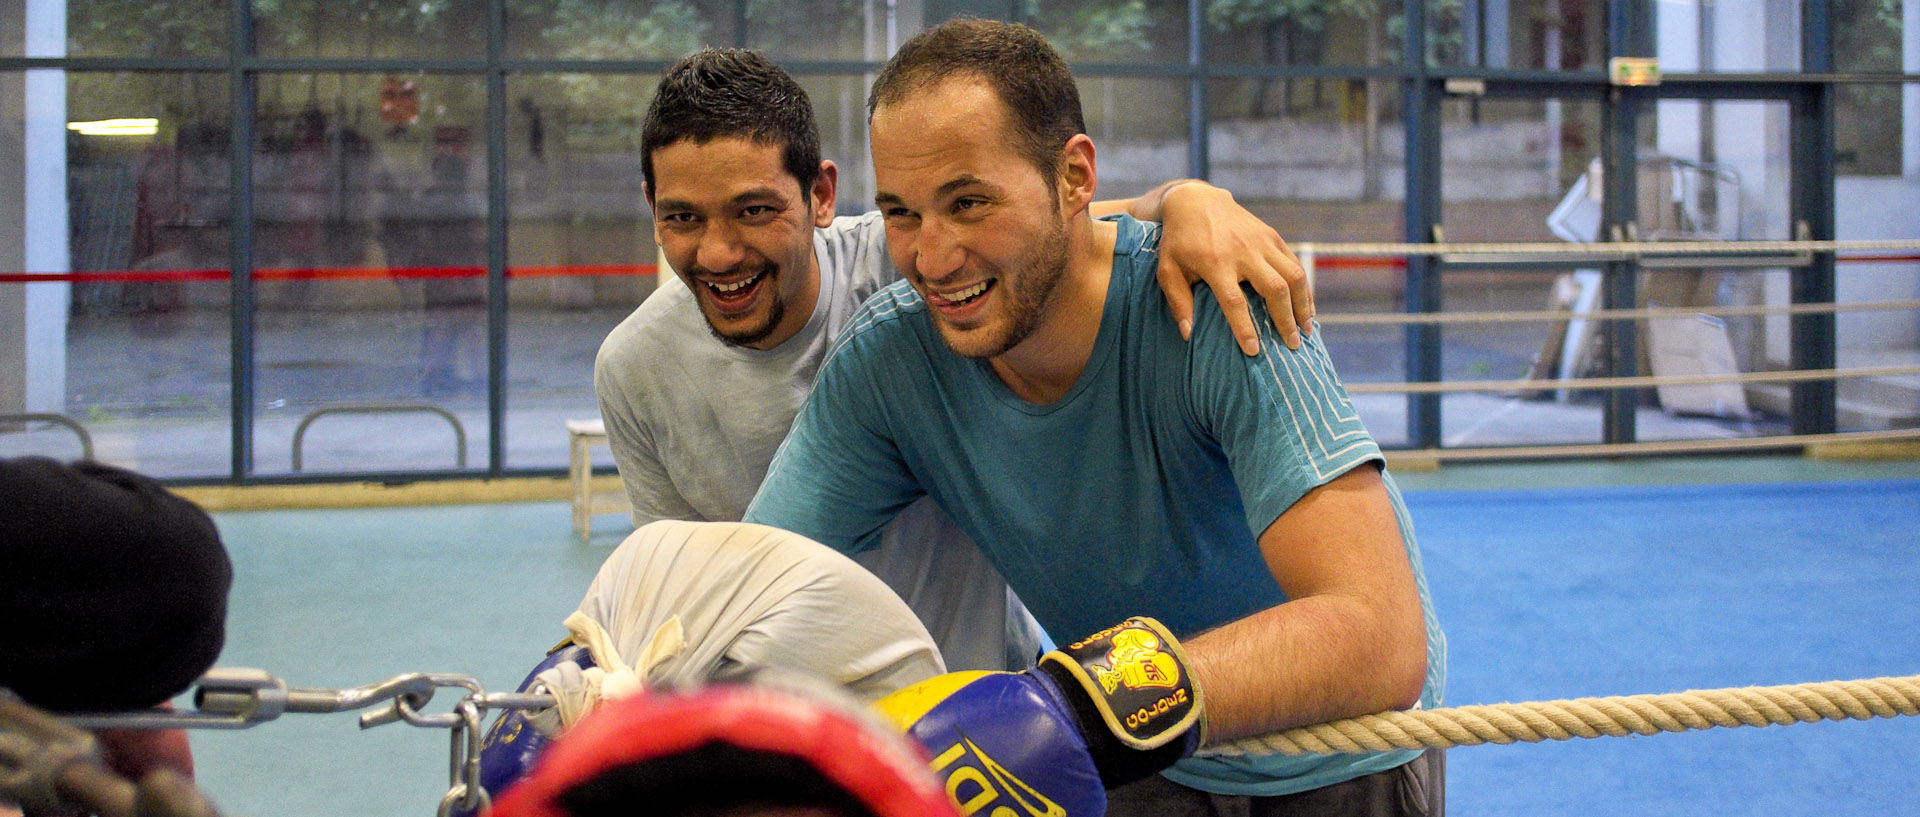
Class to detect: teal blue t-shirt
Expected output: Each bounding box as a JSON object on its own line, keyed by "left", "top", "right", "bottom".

{"left": 746, "top": 215, "right": 1445, "bottom": 795}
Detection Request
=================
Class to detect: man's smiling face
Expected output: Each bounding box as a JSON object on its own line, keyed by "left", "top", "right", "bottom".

{"left": 648, "top": 136, "right": 829, "bottom": 350}
{"left": 871, "top": 76, "right": 1072, "bottom": 361}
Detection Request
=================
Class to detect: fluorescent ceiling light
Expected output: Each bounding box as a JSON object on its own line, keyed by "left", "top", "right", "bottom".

{"left": 68, "top": 118, "right": 158, "bottom": 136}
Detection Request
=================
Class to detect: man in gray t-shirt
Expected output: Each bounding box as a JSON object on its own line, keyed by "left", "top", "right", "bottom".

{"left": 595, "top": 48, "right": 1313, "bottom": 672}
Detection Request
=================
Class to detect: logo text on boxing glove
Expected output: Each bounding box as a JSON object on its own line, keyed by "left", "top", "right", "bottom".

{"left": 928, "top": 733, "right": 1066, "bottom": 817}
{"left": 1093, "top": 628, "right": 1180, "bottom": 694}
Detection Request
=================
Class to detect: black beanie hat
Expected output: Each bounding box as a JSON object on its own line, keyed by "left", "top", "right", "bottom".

{"left": 1, "top": 456, "right": 233, "bottom": 712}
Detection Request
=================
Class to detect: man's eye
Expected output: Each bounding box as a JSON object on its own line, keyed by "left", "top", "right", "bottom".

{"left": 659, "top": 212, "right": 696, "bottom": 224}
{"left": 739, "top": 205, "right": 788, "bottom": 225}
{"left": 954, "top": 197, "right": 986, "bottom": 212}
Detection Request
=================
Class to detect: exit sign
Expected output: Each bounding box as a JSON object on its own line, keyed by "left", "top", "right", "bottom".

{"left": 1609, "top": 57, "right": 1661, "bottom": 86}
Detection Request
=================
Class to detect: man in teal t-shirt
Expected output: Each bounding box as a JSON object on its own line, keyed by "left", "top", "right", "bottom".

{"left": 745, "top": 19, "right": 1446, "bottom": 815}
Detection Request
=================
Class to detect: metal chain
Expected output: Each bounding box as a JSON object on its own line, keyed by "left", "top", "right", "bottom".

{"left": 54, "top": 669, "right": 557, "bottom": 815}
{"left": 435, "top": 700, "right": 489, "bottom": 817}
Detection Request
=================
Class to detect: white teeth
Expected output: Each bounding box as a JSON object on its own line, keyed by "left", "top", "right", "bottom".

{"left": 946, "top": 281, "right": 989, "bottom": 303}
{"left": 710, "top": 271, "right": 763, "bottom": 293}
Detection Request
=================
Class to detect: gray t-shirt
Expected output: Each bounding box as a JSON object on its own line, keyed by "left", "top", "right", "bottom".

{"left": 594, "top": 212, "right": 1042, "bottom": 672}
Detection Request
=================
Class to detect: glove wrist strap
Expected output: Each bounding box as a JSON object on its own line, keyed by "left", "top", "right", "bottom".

{"left": 1036, "top": 617, "right": 1204, "bottom": 788}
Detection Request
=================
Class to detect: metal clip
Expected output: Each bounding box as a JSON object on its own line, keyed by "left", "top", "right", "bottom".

{"left": 361, "top": 674, "right": 484, "bottom": 730}
{"left": 194, "top": 668, "right": 290, "bottom": 723}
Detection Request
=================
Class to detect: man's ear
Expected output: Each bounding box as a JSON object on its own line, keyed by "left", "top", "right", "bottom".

{"left": 1057, "top": 134, "right": 1098, "bottom": 217}
{"left": 811, "top": 160, "right": 840, "bottom": 227}
{"left": 643, "top": 180, "right": 661, "bottom": 244}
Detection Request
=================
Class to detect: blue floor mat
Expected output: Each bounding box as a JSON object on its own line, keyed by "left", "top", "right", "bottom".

{"left": 184, "top": 478, "right": 1920, "bottom": 816}
{"left": 1406, "top": 479, "right": 1920, "bottom": 816}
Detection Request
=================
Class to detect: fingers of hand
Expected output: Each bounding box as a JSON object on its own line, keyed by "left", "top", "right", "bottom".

{"left": 1156, "top": 262, "right": 1197, "bottom": 340}
{"left": 1211, "top": 285, "right": 1260, "bottom": 356}
{"left": 1259, "top": 243, "right": 1310, "bottom": 335}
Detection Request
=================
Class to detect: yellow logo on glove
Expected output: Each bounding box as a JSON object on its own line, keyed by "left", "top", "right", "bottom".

{"left": 1044, "top": 617, "right": 1203, "bottom": 751}
{"left": 1093, "top": 628, "right": 1180, "bottom": 694}
{"left": 929, "top": 736, "right": 1066, "bottom": 817}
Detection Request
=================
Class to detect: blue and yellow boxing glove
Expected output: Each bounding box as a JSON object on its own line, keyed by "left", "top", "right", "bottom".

{"left": 875, "top": 617, "right": 1204, "bottom": 817}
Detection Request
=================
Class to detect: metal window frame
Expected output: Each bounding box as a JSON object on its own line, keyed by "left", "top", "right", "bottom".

{"left": 3, "top": 0, "right": 1907, "bottom": 481}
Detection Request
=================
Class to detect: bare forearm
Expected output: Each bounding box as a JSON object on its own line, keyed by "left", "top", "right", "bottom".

{"left": 1090, "top": 178, "right": 1206, "bottom": 220}
{"left": 1183, "top": 467, "right": 1429, "bottom": 742}
{"left": 1186, "top": 593, "right": 1425, "bottom": 742}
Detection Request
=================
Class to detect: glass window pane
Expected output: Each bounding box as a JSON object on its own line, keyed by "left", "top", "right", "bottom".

{"left": 1836, "top": 83, "right": 1908, "bottom": 178}
{"left": 1835, "top": 0, "right": 1906, "bottom": 73}
{"left": 1835, "top": 53, "right": 1919, "bottom": 433}
{"left": 1437, "top": 97, "right": 1602, "bottom": 446}
{"left": 68, "top": 0, "right": 228, "bottom": 58}
{"left": 802, "top": 74, "right": 879, "bottom": 217}
{"left": 1442, "top": 96, "right": 1600, "bottom": 243}
{"left": 1648, "top": 99, "right": 1793, "bottom": 241}
{"left": 1835, "top": 259, "right": 1920, "bottom": 433}
{"left": 1086, "top": 76, "right": 1191, "bottom": 197}
{"left": 1025, "top": 0, "right": 1186, "bottom": 64}
{"left": 252, "top": 72, "right": 488, "bottom": 475}
{"left": 1437, "top": 271, "right": 1607, "bottom": 446}
{"left": 1438, "top": 0, "right": 1606, "bottom": 70}
{"left": 1207, "top": 1, "right": 1393, "bottom": 67}
{"left": 748, "top": 0, "right": 869, "bottom": 61}
{"left": 1208, "top": 77, "right": 1407, "bottom": 443}
{"left": 507, "top": 0, "right": 720, "bottom": 60}
{"left": 254, "top": 0, "right": 487, "bottom": 60}
{"left": 1653, "top": 0, "right": 1802, "bottom": 73}
{"left": 0, "top": 70, "right": 231, "bottom": 477}
{"left": 505, "top": 74, "right": 654, "bottom": 470}
{"left": 1633, "top": 98, "right": 1795, "bottom": 443}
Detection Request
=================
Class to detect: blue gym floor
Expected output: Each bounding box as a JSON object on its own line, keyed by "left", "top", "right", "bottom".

{"left": 184, "top": 455, "right": 1920, "bottom": 817}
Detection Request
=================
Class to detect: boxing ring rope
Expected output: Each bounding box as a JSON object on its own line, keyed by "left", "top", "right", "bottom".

{"left": 14, "top": 665, "right": 1918, "bottom": 815}
{"left": 1378, "top": 428, "right": 1920, "bottom": 463}
{"left": 1292, "top": 236, "right": 1920, "bottom": 261}
{"left": 1200, "top": 674, "right": 1920, "bottom": 758}
{"left": 1316, "top": 299, "right": 1920, "bottom": 326}
{"left": 1289, "top": 236, "right": 1920, "bottom": 461}
{"left": 1347, "top": 364, "right": 1920, "bottom": 395}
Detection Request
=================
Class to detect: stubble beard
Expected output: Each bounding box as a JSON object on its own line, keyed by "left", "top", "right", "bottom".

{"left": 693, "top": 261, "right": 785, "bottom": 348}
{"left": 940, "top": 217, "right": 1072, "bottom": 360}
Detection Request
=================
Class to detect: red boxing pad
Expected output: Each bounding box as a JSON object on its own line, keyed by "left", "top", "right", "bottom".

{"left": 487, "top": 677, "right": 957, "bottom": 817}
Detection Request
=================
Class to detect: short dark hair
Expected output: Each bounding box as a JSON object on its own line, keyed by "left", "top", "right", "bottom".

{"left": 642, "top": 48, "right": 822, "bottom": 198}
{"left": 866, "top": 18, "right": 1086, "bottom": 186}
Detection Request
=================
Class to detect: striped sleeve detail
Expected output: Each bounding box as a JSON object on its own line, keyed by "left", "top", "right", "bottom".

{"left": 1251, "top": 326, "right": 1381, "bottom": 482}
{"left": 822, "top": 279, "right": 923, "bottom": 364}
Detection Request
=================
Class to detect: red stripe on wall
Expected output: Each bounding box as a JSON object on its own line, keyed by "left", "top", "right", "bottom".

{"left": 1, "top": 254, "right": 1913, "bottom": 284}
